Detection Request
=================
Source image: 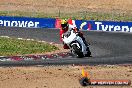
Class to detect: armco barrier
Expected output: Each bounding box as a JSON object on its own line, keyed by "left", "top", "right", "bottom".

{"left": 0, "top": 16, "right": 55, "bottom": 28}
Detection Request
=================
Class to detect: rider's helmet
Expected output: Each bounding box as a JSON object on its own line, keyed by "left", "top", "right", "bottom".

{"left": 61, "top": 19, "right": 68, "bottom": 30}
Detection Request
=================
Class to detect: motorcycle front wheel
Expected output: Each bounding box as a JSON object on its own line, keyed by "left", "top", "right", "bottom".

{"left": 71, "top": 44, "right": 84, "bottom": 58}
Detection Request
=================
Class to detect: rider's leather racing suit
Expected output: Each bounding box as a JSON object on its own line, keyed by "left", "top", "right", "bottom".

{"left": 60, "top": 25, "right": 88, "bottom": 49}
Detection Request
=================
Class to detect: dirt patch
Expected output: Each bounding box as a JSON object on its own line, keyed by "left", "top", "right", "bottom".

{"left": 0, "top": 0, "right": 132, "bottom": 14}
{"left": 0, "top": 65, "right": 131, "bottom": 88}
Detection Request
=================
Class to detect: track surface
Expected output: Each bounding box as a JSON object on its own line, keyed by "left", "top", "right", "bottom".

{"left": 0, "top": 27, "right": 132, "bottom": 66}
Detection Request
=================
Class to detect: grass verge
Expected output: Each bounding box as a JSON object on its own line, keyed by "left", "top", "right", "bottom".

{"left": 1, "top": 11, "right": 132, "bottom": 21}
{"left": 0, "top": 37, "right": 59, "bottom": 56}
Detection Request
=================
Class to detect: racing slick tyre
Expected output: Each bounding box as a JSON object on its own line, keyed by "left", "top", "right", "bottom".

{"left": 72, "top": 44, "right": 84, "bottom": 58}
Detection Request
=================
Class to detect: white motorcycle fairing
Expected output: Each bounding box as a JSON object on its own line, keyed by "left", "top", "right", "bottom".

{"left": 62, "top": 29, "right": 89, "bottom": 56}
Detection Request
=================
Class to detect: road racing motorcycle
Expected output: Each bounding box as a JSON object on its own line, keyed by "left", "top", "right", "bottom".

{"left": 62, "top": 29, "right": 91, "bottom": 58}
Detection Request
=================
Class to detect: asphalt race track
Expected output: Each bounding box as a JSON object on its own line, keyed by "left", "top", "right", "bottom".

{"left": 0, "top": 27, "right": 132, "bottom": 66}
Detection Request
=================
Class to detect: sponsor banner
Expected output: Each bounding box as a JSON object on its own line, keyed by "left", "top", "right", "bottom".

{"left": 75, "top": 20, "right": 132, "bottom": 32}
{"left": 74, "top": 20, "right": 93, "bottom": 31}
{"left": 1, "top": 16, "right": 132, "bottom": 32}
{"left": 0, "top": 16, "right": 55, "bottom": 28}
{"left": 55, "top": 18, "right": 132, "bottom": 32}
{"left": 92, "top": 21, "right": 132, "bottom": 32}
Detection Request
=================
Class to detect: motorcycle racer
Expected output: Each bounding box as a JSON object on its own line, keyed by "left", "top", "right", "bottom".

{"left": 60, "top": 19, "right": 89, "bottom": 49}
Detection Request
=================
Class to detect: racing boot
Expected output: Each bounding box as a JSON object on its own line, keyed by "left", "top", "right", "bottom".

{"left": 85, "top": 47, "right": 92, "bottom": 57}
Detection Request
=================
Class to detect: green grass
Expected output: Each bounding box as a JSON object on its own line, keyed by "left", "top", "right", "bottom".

{"left": 0, "top": 37, "right": 59, "bottom": 56}
{"left": 1, "top": 10, "right": 132, "bottom": 21}
{"left": 0, "top": 11, "right": 58, "bottom": 18}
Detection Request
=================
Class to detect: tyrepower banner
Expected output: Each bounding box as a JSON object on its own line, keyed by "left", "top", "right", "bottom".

{"left": 0, "top": 16, "right": 55, "bottom": 28}
{"left": 55, "top": 19, "right": 132, "bottom": 32}
{"left": 90, "top": 21, "right": 132, "bottom": 32}
{"left": 1, "top": 16, "right": 132, "bottom": 32}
